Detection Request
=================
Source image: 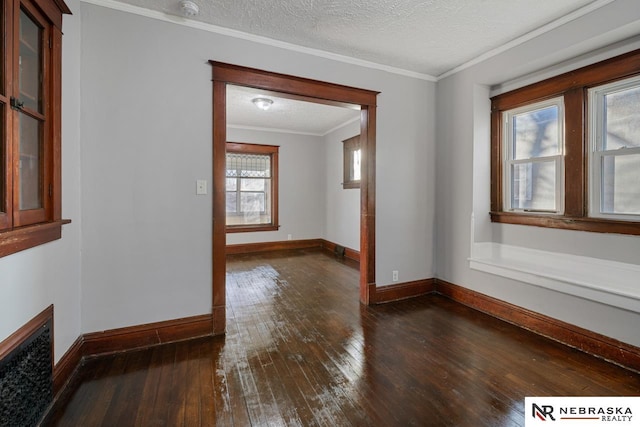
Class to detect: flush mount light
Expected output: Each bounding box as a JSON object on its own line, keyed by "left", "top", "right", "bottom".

{"left": 179, "top": 0, "right": 199, "bottom": 17}
{"left": 252, "top": 97, "right": 274, "bottom": 111}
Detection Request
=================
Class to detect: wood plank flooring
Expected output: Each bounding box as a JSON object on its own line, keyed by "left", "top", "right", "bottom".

{"left": 47, "top": 249, "right": 640, "bottom": 426}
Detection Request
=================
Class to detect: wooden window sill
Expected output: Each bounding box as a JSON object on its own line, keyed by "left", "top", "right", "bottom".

{"left": 342, "top": 181, "right": 360, "bottom": 189}
{"left": 490, "top": 211, "right": 640, "bottom": 235}
{"left": 0, "top": 219, "right": 72, "bottom": 258}
{"left": 226, "top": 224, "right": 279, "bottom": 233}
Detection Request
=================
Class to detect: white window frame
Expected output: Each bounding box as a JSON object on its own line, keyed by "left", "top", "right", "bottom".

{"left": 503, "top": 97, "right": 565, "bottom": 214}
{"left": 588, "top": 75, "right": 640, "bottom": 221}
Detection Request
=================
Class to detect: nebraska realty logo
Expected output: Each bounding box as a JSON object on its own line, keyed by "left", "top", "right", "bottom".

{"left": 525, "top": 397, "right": 639, "bottom": 426}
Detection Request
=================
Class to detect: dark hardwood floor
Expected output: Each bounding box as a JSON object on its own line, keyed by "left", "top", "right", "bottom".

{"left": 47, "top": 249, "right": 640, "bottom": 426}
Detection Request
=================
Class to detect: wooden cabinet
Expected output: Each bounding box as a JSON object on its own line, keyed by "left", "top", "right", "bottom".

{"left": 0, "top": 0, "right": 70, "bottom": 257}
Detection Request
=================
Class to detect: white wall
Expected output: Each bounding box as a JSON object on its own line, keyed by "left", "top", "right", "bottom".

{"left": 226, "top": 128, "right": 326, "bottom": 245}
{"left": 324, "top": 120, "right": 360, "bottom": 251}
{"left": 436, "top": 0, "right": 640, "bottom": 346}
{"left": 79, "top": 3, "right": 435, "bottom": 332}
{"left": 0, "top": 0, "right": 82, "bottom": 362}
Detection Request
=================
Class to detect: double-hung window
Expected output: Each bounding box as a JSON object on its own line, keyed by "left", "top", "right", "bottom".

{"left": 504, "top": 98, "right": 564, "bottom": 213}
{"left": 491, "top": 47, "right": 640, "bottom": 235}
{"left": 588, "top": 76, "right": 640, "bottom": 221}
{"left": 225, "top": 142, "right": 279, "bottom": 232}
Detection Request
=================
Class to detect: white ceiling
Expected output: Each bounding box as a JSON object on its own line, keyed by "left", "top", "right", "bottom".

{"left": 227, "top": 85, "right": 360, "bottom": 136}
{"left": 109, "top": 0, "right": 604, "bottom": 133}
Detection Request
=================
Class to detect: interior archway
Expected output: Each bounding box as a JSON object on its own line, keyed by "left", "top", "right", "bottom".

{"left": 210, "top": 62, "right": 378, "bottom": 334}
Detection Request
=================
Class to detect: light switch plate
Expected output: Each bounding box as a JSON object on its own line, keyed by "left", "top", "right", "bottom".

{"left": 196, "top": 179, "right": 207, "bottom": 195}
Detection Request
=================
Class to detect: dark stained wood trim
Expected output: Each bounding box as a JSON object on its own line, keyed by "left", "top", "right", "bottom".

{"left": 371, "top": 279, "right": 436, "bottom": 304}
{"left": 490, "top": 109, "right": 502, "bottom": 213}
{"left": 436, "top": 279, "right": 640, "bottom": 373}
{"left": 0, "top": 221, "right": 63, "bottom": 257}
{"left": 360, "top": 106, "right": 376, "bottom": 305}
{"left": 563, "top": 87, "right": 586, "bottom": 218}
{"left": 226, "top": 239, "right": 324, "bottom": 255}
{"left": 490, "top": 47, "right": 640, "bottom": 235}
{"left": 211, "top": 62, "right": 379, "bottom": 320}
{"left": 0, "top": 304, "right": 53, "bottom": 363}
{"left": 209, "top": 61, "right": 378, "bottom": 107}
{"left": 53, "top": 335, "right": 83, "bottom": 394}
{"left": 342, "top": 135, "right": 361, "bottom": 189}
{"left": 82, "top": 314, "right": 213, "bottom": 358}
{"left": 492, "top": 48, "right": 640, "bottom": 110}
{"left": 489, "top": 211, "right": 640, "bottom": 235}
{"left": 32, "top": 0, "right": 71, "bottom": 29}
{"left": 225, "top": 142, "right": 279, "bottom": 234}
{"left": 212, "top": 79, "right": 227, "bottom": 335}
{"left": 226, "top": 238, "right": 361, "bottom": 263}
{"left": 320, "top": 239, "right": 360, "bottom": 263}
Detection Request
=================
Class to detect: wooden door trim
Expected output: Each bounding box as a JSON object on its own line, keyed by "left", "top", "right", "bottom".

{"left": 210, "top": 62, "right": 379, "bottom": 334}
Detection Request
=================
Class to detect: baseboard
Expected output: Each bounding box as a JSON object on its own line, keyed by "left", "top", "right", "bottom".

{"left": 82, "top": 313, "right": 213, "bottom": 358}
{"left": 436, "top": 279, "right": 640, "bottom": 373}
{"left": 320, "top": 239, "right": 360, "bottom": 263}
{"left": 226, "top": 239, "right": 323, "bottom": 255}
{"left": 372, "top": 279, "right": 436, "bottom": 304}
{"left": 226, "top": 238, "right": 361, "bottom": 264}
{"left": 53, "top": 335, "right": 83, "bottom": 395}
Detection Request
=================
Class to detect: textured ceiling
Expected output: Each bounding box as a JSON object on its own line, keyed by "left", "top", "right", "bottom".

{"left": 117, "top": 0, "right": 597, "bottom": 77}
{"left": 110, "top": 0, "right": 601, "bottom": 133}
{"left": 227, "top": 85, "right": 360, "bottom": 136}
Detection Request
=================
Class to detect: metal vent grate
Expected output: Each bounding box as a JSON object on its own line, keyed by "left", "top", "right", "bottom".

{"left": 0, "top": 320, "right": 53, "bottom": 427}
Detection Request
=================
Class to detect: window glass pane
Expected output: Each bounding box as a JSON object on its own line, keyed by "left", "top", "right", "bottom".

{"left": 510, "top": 161, "right": 556, "bottom": 211}
{"left": 227, "top": 153, "right": 271, "bottom": 177}
{"left": 512, "top": 106, "right": 559, "bottom": 159}
{"left": 19, "top": 113, "right": 42, "bottom": 210}
{"left": 226, "top": 178, "right": 237, "bottom": 191}
{"left": 604, "top": 85, "right": 640, "bottom": 150}
{"left": 226, "top": 192, "right": 237, "bottom": 213}
{"left": 352, "top": 148, "right": 361, "bottom": 181}
{"left": 241, "top": 178, "right": 265, "bottom": 191}
{"left": 240, "top": 192, "right": 265, "bottom": 213}
{"left": 19, "top": 9, "right": 42, "bottom": 113}
{"left": 0, "top": 104, "right": 4, "bottom": 214}
{"left": 601, "top": 154, "right": 640, "bottom": 215}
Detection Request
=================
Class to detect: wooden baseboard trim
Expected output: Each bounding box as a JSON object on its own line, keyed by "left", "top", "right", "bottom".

{"left": 320, "top": 239, "right": 360, "bottom": 263}
{"left": 82, "top": 314, "right": 213, "bottom": 358}
{"left": 226, "top": 239, "right": 323, "bottom": 255}
{"left": 53, "top": 335, "right": 83, "bottom": 394}
{"left": 436, "top": 279, "right": 640, "bottom": 373}
{"left": 0, "top": 304, "right": 53, "bottom": 362}
{"left": 372, "top": 278, "right": 436, "bottom": 304}
{"left": 225, "top": 238, "right": 361, "bottom": 264}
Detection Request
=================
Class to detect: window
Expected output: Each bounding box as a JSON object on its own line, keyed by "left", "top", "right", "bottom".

{"left": 343, "top": 135, "right": 361, "bottom": 189}
{"left": 588, "top": 75, "right": 640, "bottom": 221}
{"left": 225, "top": 142, "right": 279, "bottom": 232}
{"left": 504, "top": 98, "right": 564, "bottom": 213}
{"left": 0, "top": 0, "right": 70, "bottom": 258}
{"left": 491, "top": 48, "right": 640, "bottom": 235}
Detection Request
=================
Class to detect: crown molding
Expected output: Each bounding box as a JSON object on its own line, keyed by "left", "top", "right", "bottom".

{"left": 80, "top": 0, "right": 437, "bottom": 82}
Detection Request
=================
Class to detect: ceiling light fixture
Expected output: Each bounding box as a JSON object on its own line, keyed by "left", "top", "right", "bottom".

{"left": 252, "top": 97, "right": 274, "bottom": 111}
{"left": 179, "top": 0, "right": 199, "bottom": 17}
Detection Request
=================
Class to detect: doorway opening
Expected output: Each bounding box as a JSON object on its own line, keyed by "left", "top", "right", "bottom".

{"left": 210, "top": 62, "right": 378, "bottom": 334}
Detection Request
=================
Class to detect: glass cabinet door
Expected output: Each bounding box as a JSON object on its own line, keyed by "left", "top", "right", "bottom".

{"left": 0, "top": 1, "right": 7, "bottom": 228}
{"left": 16, "top": 5, "right": 45, "bottom": 216}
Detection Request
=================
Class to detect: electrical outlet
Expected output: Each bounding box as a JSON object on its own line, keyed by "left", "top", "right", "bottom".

{"left": 287, "top": 234, "right": 292, "bottom": 240}
{"left": 392, "top": 270, "right": 399, "bottom": 282}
